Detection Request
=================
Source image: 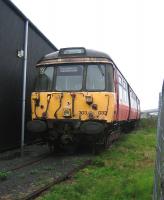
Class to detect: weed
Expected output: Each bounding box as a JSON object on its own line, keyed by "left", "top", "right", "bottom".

{"left": 92, "top": 158, "right": 105, "bottom": 167}
{"left": 0, "top": 171, "right": 10, "bottom": 181}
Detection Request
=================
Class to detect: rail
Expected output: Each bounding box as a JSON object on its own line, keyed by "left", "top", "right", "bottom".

{"left": 21, "top": 159, "right": 92, "bottom": 200}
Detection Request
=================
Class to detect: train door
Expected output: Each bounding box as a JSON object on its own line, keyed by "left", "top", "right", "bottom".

{"left": 113, "top": 68, "right": 119, "bottom": 121}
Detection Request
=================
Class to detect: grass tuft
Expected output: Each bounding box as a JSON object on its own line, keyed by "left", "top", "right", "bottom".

{"left": 0, "top": 171, "right": 10, "bottom": 181}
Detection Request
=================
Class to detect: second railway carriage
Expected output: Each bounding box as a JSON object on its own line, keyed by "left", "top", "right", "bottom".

{"left": 27, "top": 47, "right": 140, "bottom": 151}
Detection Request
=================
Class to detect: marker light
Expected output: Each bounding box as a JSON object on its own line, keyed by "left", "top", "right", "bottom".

{"left": 92, "top": 104, "right": 97, "bottom": 110}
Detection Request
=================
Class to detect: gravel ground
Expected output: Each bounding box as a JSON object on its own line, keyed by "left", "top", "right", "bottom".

{"left": 0, "top": 144, "right": 92, "bottom": 200}
{"left": 0, "top": 143, "right": 49, "bottom": 171}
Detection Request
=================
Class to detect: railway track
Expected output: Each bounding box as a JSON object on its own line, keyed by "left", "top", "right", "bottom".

{"left": 21, "top": 159, "right": 92, "bottom": 200}
{"left": 6, "top": 132, "right": 120, "bottom": 173}
{"left": 0, "top": 140, "right": 44, "bottom": 154}
{"left": 5, "top": 152, "right": 50, "bottom": 173}
{"left": 19, "top": 131, "right": 120, "bottom": 200}
{"left": 0, "top": 147, "right": 93, "bottom": 200}
{"left": 0, "top": 130, "right": 121, "bottom": 200}
{"left": 4, "top": 150, "right": 85, "bottom": 173}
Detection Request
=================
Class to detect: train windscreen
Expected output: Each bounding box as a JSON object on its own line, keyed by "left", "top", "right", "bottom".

{"left": 35, "top": 64, "right": 106, "bottom": 91}
{"left": 86, "top": 64, "right": 105, "bottom": 90}
{"left": 56, "top": 65, "right": 83, "bottom": 91}
{"left": 35, "top": 66, "right": 54, "bottom": 91}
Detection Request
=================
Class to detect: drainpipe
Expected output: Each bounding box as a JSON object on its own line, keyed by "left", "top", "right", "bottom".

{"left": 21, "top": 20, "right": 29, "bottom": 156}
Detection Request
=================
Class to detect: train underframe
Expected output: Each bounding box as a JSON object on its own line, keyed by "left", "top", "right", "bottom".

{"left": 29, "top": 119, "right": 138, "bottom": 153}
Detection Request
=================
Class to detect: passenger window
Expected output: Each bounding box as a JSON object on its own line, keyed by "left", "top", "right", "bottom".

{"left": 118, "top": 76, "right": 122, "bottom": 84}
{"left": 119, "top": 85, "right": 123, "bottom": 103}
{"left": 123, "top": 80, "right": 126, "bottom": 89}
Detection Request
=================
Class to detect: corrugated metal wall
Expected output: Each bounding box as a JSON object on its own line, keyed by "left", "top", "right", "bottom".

{"left": 0, "top": 0, "right": 57, "bottom": 150}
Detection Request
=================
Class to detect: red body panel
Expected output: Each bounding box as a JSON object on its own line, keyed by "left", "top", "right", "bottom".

{"left": 118, "top": 104, "right": 129, "bottom": 121}
{"left": 129, "top": 108, "right": 138, "bottom": 120}
{"left": 114, "top": 68, "right": 140, "bottom": 122}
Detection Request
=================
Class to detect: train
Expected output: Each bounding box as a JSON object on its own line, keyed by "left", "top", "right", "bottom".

{"left": 27, "top": 47, "right": 140, "bottom": 152}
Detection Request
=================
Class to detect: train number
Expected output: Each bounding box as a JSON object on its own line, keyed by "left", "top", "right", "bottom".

{"left": 98, "top": 111, "right": 107, "bottom": 115}
{"left": 79, "top": 111, "right": 107, "bottom": 115}
{"left": 79, "top": 111, "right": 87, "bottom": 115}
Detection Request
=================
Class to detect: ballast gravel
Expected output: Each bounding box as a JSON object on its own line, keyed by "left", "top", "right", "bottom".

{"left": 0, "top": 144, "right": 92, "bottom": 200}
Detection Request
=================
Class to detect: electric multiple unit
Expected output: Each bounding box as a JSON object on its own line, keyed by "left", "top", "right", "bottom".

{"left": 27, "top": 47, "right": 140, "bottom": 151}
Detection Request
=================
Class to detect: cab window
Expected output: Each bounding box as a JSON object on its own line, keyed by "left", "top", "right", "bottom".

{"left": 86, "top": 64, "right": 105, "bottom": 90}
{"left": 35, "top": 66, "right": 54, "bottom": 91}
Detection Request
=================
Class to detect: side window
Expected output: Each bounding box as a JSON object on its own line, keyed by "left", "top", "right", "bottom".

{"left": 118, "top": 74, "right": 123, "bottom": 103}
{"left": 119, "top": 84, "right": 123, "bottom": 103}
{"left": 119, "top": 76, "right": 122, "bottom": 84}
{"left": 107, "top": 64, "right": 114, "bottom": 92}
{"left": 130, "top": 90, "right": 137, "bottom": 109}
{"left": 123, "top": 81, "right": 129, "bottom": 105}
{"left": 118, "top": 73, "right": 129, "bottom": 105}
{"left": 134, "top": 96, "right": 137, "bottom": 110}
{"left": 130, "top": 91, "right": 132, "bottom": 107}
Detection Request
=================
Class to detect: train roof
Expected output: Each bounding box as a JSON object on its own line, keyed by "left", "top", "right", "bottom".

{"left": 37, "top": 47, "right": 139, "bottom": 102}
{"left": 39, "top": 47, "right": 112, "bottom": 62}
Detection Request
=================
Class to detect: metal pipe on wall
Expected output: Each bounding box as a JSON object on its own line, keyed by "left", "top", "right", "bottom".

{"left": 21, "top": 20, "right": 29, "bottom": 156}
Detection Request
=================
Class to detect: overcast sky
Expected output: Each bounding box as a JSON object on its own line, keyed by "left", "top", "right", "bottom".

{"left": 11, "top": 0, "right": 164, "bottom": 110}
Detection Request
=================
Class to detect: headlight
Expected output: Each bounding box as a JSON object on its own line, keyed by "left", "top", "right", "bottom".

{"left": 63, "top": 108, "right": 71, "bottom": 117}
{"left": 88, "top": 111, "right": 94, "bottom": 119}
